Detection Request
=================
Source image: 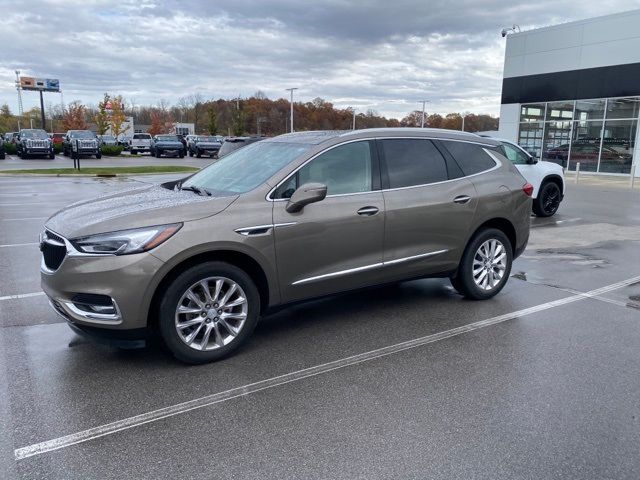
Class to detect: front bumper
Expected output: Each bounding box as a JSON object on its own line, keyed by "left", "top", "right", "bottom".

{"left": 41, "top": 239, "right": 165, "bottom": 332}
{"left": 24, "top": 148, "right": 53, "bottom": 155}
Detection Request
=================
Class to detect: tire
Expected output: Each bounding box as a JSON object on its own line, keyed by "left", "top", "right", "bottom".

{"left": 179, "top": 152, "right": 184, "bottom": 158}
{"left": 188, "top": 149, "right": 193, "bottom": 157}
{"left": 156, "top": 150, "right": 162, "bottom": 158}
{"left": 96, "top": 153, "right": 102, "bottom": 159}
{"left": 63, "top": 147, "right": 69, "bottom": 157}
{"left": 533, "top": 181, "right": 561, "bottom": 217}
{"left": 49, "top": 152, "right": 55, "bottom": 159}
{"left": 158, "top": 262, "right": 260, "bottom": 364}
{"left": 450, "top": 228, "right": 512, "bottom": 300}
{"left": 0, "top": 153, "right": 5, "bottom": 159}
{"left": 196, "top": 150, "right": 201, "bottom": 158}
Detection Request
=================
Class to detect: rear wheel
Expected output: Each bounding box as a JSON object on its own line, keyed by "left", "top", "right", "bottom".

{"left": 533, "top": 181, "right": 561, "bottom": 217}
{"left": 49, "top": 152, "right": 55, "bottom": 159}
{"left": 188, "top": 149, "right": 193, "bottom": 157}
{"left": 158, "top": 262, "right": 260, "bottom": 364}
{"left": 450, "top": 228, "right": 512, "bottom": 300}
{"left": 196, "top": 150, "right": 201, "bottom": 158}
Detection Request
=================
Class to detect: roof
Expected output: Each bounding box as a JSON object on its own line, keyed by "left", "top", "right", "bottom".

{"left": 268, "top": 128, "right": 501, "bottom": 147}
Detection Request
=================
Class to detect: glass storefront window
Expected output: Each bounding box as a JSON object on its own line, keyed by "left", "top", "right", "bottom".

{"left": 569, "top": 121, "right": 604, "bottom": 172}
{"left": 517, "top": 96, "right": 640, "bottom": 174}
{"left": 606, "top": 98, "right": 640, "bottom": 120}
{"left": 542, "top": 121, "right": 572, "bottom": 167}
{"left": 575, "top": 99, "right": 605, "bottom": 121}
{"left": 599, "top": 119, "right": 636, "bottom": 174}
{"left": 520, "top": 104, "right": 545, "bottom": 122}
{"left": 518, "top": 122, "right": 544, "bottom": 159}
{"left": 545, "top": 101, "right": 574, "bottom": 121}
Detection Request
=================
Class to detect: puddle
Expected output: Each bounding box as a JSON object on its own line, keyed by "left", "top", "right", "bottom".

{"left": 522, "top": 250, "right": 609, "bottom": 267}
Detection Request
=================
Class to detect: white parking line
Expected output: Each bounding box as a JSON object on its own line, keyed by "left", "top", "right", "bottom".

{"left": 13, "top": 273, "right": 640, "bottom": 461}
{"left": 0, "top": 242, "right": 39, "bottom": 248}
{"left": 0, "top": 292, "right": 45, "bottom": 302}
{"left": 531, "top": 217, "right": 582, "bottom": 228}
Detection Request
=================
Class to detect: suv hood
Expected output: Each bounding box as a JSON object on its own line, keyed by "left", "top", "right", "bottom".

{"left": 45, "top": 184, "right": 238, "bottom": 238}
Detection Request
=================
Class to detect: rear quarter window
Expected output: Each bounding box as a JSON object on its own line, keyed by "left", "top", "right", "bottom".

{"left": 442, "top": 141, "right": 497, "bottom": 176}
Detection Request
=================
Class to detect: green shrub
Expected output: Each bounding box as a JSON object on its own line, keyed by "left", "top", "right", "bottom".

{"left": 100, "top": 145, "right": 124, "bottom": 156}
{"left": 53, "top": 143, "right": 62, "bottom": 154}
{"left": 4, "top": 142, "right": 16, "bottom": 154}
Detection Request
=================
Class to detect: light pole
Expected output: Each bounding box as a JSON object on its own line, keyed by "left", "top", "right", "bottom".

{"left": 15, "top": 70, "right": 24, "bottom": 116}
{"left": 461, "top": 111, "right": 471, "bottom": 132}
{"left": 419, "top": 100, "right": 429, "bottom": 128}
{"left": 352, "top": 108, "right": 356, "bottom": 130}
{"left": 285, "top": 88, "right": 298, "bottom": 133}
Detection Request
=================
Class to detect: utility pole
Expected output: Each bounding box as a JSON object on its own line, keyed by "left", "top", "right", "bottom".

{"left": 352, "top": 109, "right": 356, "bottom": 130}
{"left": 419, "top": 100, "right": 429, "bottom": 128}
{"left": 285, "top": 88, "right": 298, "bottom": 133}
{"left": 39, "top": 90, "right": 46, "bottom": 130}
{"left": 461, "top": 111, "right": 470, "bottom": 132}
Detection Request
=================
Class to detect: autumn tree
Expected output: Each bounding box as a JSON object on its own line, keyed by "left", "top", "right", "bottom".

{"left": 109, "top": 95, "right": 127, "bottom": 140}
{"left": 63, "top": 101, "right": 88, "bottom": 130}
{"left": 0, "top": 104, "right": 14, "bottom": 133}
{"left": 206, "top": 104, "right": 218, "bottom": 135}
{"left": 400, "top": 110, "right": 424, "bottom": 127}
{"left": 95, "top": 93, "right": 110, "bottom": 135}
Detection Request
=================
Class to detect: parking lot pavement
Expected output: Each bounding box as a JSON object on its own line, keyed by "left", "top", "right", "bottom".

{"left": 1, "top": 176, "right": 639, "bottom": 479}
{"left": 0, "top": 153, "right": 211, "bottom": 171}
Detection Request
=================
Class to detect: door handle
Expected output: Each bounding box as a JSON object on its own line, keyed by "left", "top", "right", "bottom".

{"left": 453, "top": 195, "right": 471, "bottom": 205}
{"left": 357, "top": 206, "right": 379, "bottom": 216}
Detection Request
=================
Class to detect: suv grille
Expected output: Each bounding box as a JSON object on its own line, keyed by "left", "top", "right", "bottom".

{"left": 41, "top": 230, "right": 67, "bottom": 271}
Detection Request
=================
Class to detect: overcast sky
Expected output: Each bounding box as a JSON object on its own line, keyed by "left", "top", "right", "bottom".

{"left": 3, "top": 0, "right": 639, "bottom": 119}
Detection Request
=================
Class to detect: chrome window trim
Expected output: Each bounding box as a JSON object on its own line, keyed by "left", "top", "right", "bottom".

{"left": 291, "top": 249, "right": 449, "bottom": 285}
{"left": 267, "top": 136, "right": 500, "bottom": 201}
{"left": 234, "top": 222, "right": 297, "bottom": 236}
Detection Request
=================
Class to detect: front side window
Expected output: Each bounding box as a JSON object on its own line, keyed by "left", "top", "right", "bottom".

{"left": 274, "top": 141, "right": 374, "bottom": 198}
{"left": 381, "top": 139, "right": 448, "bottom": 188}
{"left": 442, "top": 141, "right": 496, "bottom": 176}
{"left": 501, "top": 142, "right": 530, "bottom": 165}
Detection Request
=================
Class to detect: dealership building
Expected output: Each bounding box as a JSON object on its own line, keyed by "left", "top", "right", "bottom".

{"left": 498, "top": 9, "right": 640, "bottom": 176}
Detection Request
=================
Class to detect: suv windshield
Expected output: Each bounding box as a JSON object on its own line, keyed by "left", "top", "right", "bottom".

{"left": 134, "top": 134, "right": 151, "bottom": 139}
{"left": 198, "top": 136, "right": 218, "bottom": 142}
{"left": 22, "top": 130, "right": 49, "bottom": 139}
{"left": 157, "top": 135, "right": 180, "bottom": 141}
{"left": 182, "top": 141, "right": 311, "bottom": 194}
{"left": 69, "top": 131, "right": 96, "bottom": 139}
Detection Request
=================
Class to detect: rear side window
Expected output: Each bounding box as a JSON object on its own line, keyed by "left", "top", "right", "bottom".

{"left": 441, "top": 141, "right": 496, "bottom": 176}
{"left": 381, "top": 139, "right": 448, "bottom": 188}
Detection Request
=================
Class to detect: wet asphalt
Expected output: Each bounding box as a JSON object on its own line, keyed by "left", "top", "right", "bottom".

{"left": 0, "top": 172, "right": 639, "bottom": 479}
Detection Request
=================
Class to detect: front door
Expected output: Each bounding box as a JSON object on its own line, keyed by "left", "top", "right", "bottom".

{"left": 272, "top": 140, "right": 385, "bottom": 303}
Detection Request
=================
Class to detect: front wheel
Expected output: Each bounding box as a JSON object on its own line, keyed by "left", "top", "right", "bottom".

{"left": 188, "top": 149, "right": 193, "bottom": 157}
{"left": 158, "top": 262, "right": 260, "bottom": 364}
{"left": 533, "top": 181, "right": 561, "bottom": 217}
{"left": 49, "top": 152, "right": 55, "bottom": 159}
{"left": 96, "top": 153, "right": 102, "bottom": 159}
{"left": 450, "top": 228, "right": 512, "bottom": 300}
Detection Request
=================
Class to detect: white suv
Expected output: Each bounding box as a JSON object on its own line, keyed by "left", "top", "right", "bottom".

{"left": 483, "top": 137, "right": 565, "bottom": 217}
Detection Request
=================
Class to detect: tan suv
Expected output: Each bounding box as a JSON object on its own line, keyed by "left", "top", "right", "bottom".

{"left": 41, "top": 129, "right": 532, "bottom": 364}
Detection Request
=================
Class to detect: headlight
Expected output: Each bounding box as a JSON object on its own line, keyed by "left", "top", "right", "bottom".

{"left": 71, "top": 223, "right": 182, "bottom": 255}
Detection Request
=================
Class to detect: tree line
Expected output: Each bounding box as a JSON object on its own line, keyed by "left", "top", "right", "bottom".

{"left": 0, "top": 92, "right": 499, "bottom": 136}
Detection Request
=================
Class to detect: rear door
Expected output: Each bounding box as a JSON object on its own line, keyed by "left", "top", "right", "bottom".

{"left": 272, "top": 140, "right": 385, "bottom": 302}
{"left": 379, "top": 138, "right": 478, "bottom": 279}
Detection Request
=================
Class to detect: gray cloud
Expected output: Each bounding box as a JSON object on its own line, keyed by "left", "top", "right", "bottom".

{"left": 2, "top": 0, "right": 638, "bottom": 119}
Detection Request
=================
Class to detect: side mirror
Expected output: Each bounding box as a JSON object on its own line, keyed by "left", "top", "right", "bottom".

{"left": 526, "top": 155, "right": 537, "bottom": 165}
{"left": 286, "top": 182, "right": 327, "bottom": 213}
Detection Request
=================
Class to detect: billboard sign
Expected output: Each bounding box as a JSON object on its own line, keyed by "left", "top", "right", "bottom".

{"left": 19, "top": 77, "right": 60, "bottom": 92}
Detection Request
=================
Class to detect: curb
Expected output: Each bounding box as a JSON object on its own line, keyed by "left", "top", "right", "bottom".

{"left": 0, "top": 171, "right": 198, "bottom": 178}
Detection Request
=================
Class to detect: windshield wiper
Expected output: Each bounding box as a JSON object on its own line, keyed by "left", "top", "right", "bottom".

{"left": 180, "top": 185, "right": 212, "bottom": 196}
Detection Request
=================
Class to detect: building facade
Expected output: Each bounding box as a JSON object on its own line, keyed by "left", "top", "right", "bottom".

{"left": 498, "top": 10, "right": 640, "bottom": 176}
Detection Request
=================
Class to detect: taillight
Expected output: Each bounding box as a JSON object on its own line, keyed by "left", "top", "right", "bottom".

{"left": 522, "top": 183, "right": 534, "bottom": 197}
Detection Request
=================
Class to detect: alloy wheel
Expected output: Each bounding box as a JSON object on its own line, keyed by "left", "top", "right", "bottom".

{"left": 174, "top": 276, "right": 248, "bottom": 351}
{"left": 472, "top": 239, "right": 507, "bottom": 291}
